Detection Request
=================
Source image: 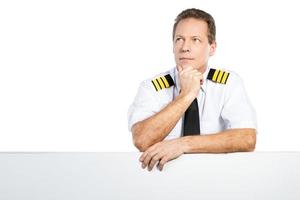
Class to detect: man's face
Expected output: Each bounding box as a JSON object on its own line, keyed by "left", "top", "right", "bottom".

{"left": 173, "top": 18, "right": 216, "bottom": 71}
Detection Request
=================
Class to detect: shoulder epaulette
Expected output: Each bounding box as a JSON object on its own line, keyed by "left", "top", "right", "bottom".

{"left": 151, "top": 74, "right": 174, "bottom": 91}
{"left": 207, "top": 68, "right": 230, "bottom": 84}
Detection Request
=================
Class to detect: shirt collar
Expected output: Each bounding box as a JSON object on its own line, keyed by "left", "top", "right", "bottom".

{"left": 174, "top": 66, "right": 210, "bottom": 94}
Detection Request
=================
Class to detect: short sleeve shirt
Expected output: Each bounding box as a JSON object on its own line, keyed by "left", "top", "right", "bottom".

{"left": 127, "top": 66, "right": 257, "bottom": 140}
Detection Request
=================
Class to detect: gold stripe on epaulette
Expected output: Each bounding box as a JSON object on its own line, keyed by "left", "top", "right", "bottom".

{"left": 212, "top": 69, "right": 219, "bottom": 82}
{"left": 157, "top": 77, "right": 165, "bottom": 89}
{"left": 207, "top": 68, "right": 230, "bottom": 84}
{"left": 221, "top": 72, "right": 229, "bottom": 84}
{"left": 161, "top": 76, "right": 169, "bottom": 88}
{"left": 151, "top": 74, "right": 174, "bottom": 91}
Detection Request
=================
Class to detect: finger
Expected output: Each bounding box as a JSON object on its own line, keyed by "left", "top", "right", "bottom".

{"left": 158, "top": 156, "right": 169, "bottom": 171}
{"left": 182, "top": 68, "right": 200, "bottom": 75}
{"left": 181, "top": 66, "right": 194, "bottom": 73}
{"left": 139, "top": 151, "right": 147, "bottom": 162}
{"left": 148, "top": 153, "right": 162, "bottom": 171}
{"left": 139, "top": 143, "right": 157, "bottom": 162}
{"left": 187, "top": 71, "right": 202, "bottom": 77}
{"left": 143, "top": 150, "right": 158, "bottom": 169}
{"left": 182, "top": 71, "right": 202, "bottom": 80}
{"left": 179, "top": 68, "right": 197, "bottom": 77}
{"left": 194, "top": 72, "right": 203, "bottom": 76}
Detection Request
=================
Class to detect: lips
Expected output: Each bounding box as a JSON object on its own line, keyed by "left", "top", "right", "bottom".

{"left": 179, "top": 58, "right": 194, "bottom": 60}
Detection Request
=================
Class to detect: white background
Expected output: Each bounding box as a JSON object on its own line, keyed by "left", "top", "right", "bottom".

{"left": 0, "top": 0, "right": 299, "bottom": 151}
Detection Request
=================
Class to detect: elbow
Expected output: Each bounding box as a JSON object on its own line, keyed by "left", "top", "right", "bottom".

{"left": 131, "top": 123, "right": 151, "bottom": 152}
{"left": 133, "top": 138, "right": 148, "bottom": 152}
{"left": 244, "top": 129, "right": 257, "bottom": 152}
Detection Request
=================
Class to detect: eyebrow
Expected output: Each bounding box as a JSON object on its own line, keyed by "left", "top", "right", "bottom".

{"left": 175, "top": 35, "right": 202, "bottom": 38}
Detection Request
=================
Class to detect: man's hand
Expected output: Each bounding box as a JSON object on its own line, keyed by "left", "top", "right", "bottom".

{"left": 139, "top": 138, "right": 186, "bottom": 171}
{"left": 178, "top": 65, "right": 204, "bottom": 99}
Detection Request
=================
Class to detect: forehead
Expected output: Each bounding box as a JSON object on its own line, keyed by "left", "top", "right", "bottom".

{"left": 175, "top": 18, "right": 208, "bottom": 37}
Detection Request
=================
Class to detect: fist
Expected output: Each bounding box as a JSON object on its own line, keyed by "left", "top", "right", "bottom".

{"left": 178, "top": 65, "right": 203, "bottom": 99}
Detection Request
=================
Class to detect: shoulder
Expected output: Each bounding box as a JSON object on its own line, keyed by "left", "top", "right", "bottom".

{"left": 140, "top": 68, "right": 175, "bottom": 93}
{"left": 207, "top": 67, "right": 243, "bottom": 86}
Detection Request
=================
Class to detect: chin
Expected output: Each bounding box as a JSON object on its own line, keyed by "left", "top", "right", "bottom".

{"left": 178, "top": 61, "right": 194, "bottom": 67}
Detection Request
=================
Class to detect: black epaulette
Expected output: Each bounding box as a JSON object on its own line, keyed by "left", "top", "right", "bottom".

{"left": 151, "top": 74, "right": 174, "bottom": 91}
{"left": 207, "top": 68, "right": 230, "bottom": 84}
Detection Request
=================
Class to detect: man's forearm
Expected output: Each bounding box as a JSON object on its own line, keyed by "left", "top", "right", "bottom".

{"left": 180, "top": 128, "right": 257, "bottom": 153}
{"left": 132, "top": 94, "right": 194, "bottom": 151}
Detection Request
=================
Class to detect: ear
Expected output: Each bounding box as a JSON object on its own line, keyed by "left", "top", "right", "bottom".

{"left": 209, "top": 42, "right": 217, "bottom": 56}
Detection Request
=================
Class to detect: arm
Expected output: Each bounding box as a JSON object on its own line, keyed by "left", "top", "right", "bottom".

{"left": 140, "top": 128, "right": 256, "bottom": 171}
{"left": 181, "top": 128, "right": 256, "bottom": 153}
{"left": 132, "top": 66, "right": 202, "bottom": 152}
{"left": 138, "top": 68, "right": 257, "bottom": 171}
{"left": 132, "top": 93, "right": 194, "bottom": 152}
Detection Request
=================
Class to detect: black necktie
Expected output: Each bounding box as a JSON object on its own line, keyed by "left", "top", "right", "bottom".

{"left": 183, "top": 98, "right": 200, "bottom": 136}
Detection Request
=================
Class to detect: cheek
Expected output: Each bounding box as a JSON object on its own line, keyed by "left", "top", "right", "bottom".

{"left": 195, "top": 47, "right": 207, "bottom": 57}
{"left": 194, "top": 48, "right": 210, "bottom": 63}
{"left": 173, "top": 46, "right": 180, "bottom": 57}
{"left": 173, "top": 44, "right": 180, "bottom": 51}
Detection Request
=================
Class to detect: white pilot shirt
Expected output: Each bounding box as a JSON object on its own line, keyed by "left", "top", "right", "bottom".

{"left": 128, "top": 66, "right": 257, "bottom": 140}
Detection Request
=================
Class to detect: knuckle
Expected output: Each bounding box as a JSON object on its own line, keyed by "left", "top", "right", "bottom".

{"left": 155, "top": 154, "right": 162, "bottom": 160}
{"left": 149, "top": 152, "right": 156, "bottom": 157}
{"left": 144, "top": 157, "right": 151, "bottom": 164}
{"left": 152, "top": 156, "right": 158, "bottom": 162}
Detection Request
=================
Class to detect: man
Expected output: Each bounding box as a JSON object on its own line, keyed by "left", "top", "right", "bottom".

{"left": 128, "top": 8, "right": 257, "bottom": 171}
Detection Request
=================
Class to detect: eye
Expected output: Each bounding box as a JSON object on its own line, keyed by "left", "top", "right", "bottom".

{"left": 193, "top": 38, "right": 201, "bottom": 42}
{"left": 175, "top": 37, "right": 183, "bottom": 42}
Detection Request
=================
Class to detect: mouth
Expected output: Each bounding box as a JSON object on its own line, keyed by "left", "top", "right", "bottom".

{"left": 179, "top": 57, "right": 194, "bottom": 60}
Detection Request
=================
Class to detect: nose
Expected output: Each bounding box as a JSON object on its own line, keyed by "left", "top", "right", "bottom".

{"left": 181, "top": 41, "right": 191, "bottom": 53}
